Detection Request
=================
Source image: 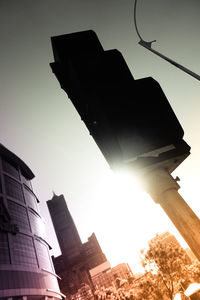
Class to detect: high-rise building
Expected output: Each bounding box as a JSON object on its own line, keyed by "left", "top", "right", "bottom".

{"left": 0, "top": 144, "right": 63, "bottom": 300}
{"left": 47, "top": 194, "right": 82, "bottom": 263}
{"left": 47, "top": 194, "right": 107, "bottom": 298}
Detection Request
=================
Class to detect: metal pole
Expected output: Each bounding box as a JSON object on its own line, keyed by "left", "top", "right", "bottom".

{"left": 142, "top": 168, "right": 200, "bottom": 261}
{"left": 139, "top": 40, "right": 200, "bottom": 82}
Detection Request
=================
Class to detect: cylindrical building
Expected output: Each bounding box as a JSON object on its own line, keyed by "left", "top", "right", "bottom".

{"left": 0, "top": 144, "right": 64, "bottom": 300}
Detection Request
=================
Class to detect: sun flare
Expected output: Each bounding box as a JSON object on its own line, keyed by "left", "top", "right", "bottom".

{"left": 90, "top": 168, "right": 180, "bottom": 271}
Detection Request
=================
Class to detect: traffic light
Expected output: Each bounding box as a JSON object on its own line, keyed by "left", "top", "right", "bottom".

{"left": 50, "top": 30, "right": 190, "bottom": 172}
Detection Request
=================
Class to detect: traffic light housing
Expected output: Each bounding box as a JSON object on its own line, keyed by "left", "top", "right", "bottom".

{"left": 50, "top": 30, "right": 190, "bottom": 172}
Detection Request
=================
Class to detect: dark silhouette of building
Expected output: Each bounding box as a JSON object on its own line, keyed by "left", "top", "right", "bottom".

{"left": 47, "top": 193, "right": 82, "bottom": 263}
{"left": 47, "top": 194, "right": 107, "bottom": 298}
{"left": 82, "top": 232, "right": 108, "bottom": 271}
{"left": 0, "top": 144, "right": 63, "bottom": 300}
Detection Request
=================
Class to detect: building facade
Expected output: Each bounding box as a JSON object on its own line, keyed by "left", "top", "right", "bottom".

{"left": 91, "top": 263, "right": 134, "bottom": 290}
{"left": 82, "top": 233, "right": 107, "bottom": 271}
{"left": 0, "top": 144, "right": 63, "bottom": 300}
{"left": 47, "top": 194, "right": 82, "bottom": 263}
{"left": 185, "top": 247, "right": 198, "bottom": 262}
{"left": 149, "top": 231, "right": 182, "bottom": 248}
{"left": 47, "top": 194, "right": 107, "bottom": 298}
{"left": 148, "top": 231, "right": 192, "bottom": 264}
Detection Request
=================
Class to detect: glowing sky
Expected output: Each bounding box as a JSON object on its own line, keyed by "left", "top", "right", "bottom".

{"left": 0, "top": 0, "right": 200, "bottom": 273}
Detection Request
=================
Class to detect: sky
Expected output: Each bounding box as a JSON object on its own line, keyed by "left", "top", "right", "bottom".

{"left": 0, "top": 0, "right": 200, "bottom": 273}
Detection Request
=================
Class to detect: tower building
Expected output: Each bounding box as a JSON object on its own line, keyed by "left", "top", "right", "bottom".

{"left": 0, "top": 144, "right": 63, "bottom": 300}
{"left": 47, "top": 194, "right": 107, "bottom": 297}
{"left": 47, "top": 194, "right": 82, "bottom": 262}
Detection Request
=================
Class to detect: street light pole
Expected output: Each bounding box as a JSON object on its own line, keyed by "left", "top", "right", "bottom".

{"left": 133, "top": 0, "right": 200, "bottom": 258}
{"left": 142, "top": 168, "right": 200, "bottom": 261}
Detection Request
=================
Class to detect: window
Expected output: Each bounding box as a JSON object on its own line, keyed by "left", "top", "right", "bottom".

{"left": 2, "top": 157, "right": 20, "bottom": 179}
{"left": 4, "top": 175, "right": 24, "bottom": 202}
{"left": 29, "top": 211, "right": 45, "bottom": 238}
{"left": 24, "top": 188, "right": 38, "bottom": 212}
{"left": 21, "top": 173, "right": 32, "bottom": 189}
{"left": 12, "top": 233, "right": 38, "bottom": 266}
{"left": 35, "top": 239, "right": 52, "bottom": 271}
{"left": 8, "top": 200, "right": 30, "bottom": 233}
{"left": 0, "top": 232, "right": 10, "bottom": 264}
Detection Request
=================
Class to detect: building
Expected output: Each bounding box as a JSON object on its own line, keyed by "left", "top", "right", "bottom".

{"left": 47, "top": 194, "right": 107, "bottom": 298}
{"left": 149, "top": 231, "right": 182, "bottom": 248}
{"left": 82, "top": 233, "right": 107, "bottom": 271}
{"left": 185, "top": 248, "right": 198, "bottom": 262}
{"left": 47, "top": 194, "right": 82, "bottom": 264}
{"left": 148, "top": 231, "right": 191, "bottom": 263}
{"left": 91, "top": 263, "right": 134, "bottom": 290}
{"left": 89, "top": 261, "right": 111, "bottom": 279}
{"left": 0, "top": 144, "right": 63, "bottom": 300}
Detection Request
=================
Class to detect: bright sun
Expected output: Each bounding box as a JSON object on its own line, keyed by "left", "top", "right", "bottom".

{"left": 90, "top": 168, "right": 183, "bottom": 272}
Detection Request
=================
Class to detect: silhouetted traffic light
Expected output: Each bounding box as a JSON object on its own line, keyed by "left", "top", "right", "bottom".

{"left": 50, "top": 30, "right": 190, "bottom": 172}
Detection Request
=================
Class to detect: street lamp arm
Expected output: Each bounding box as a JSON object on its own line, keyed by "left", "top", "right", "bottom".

{"left": 139, "top": 40, "right": 200, "bottom": 81}
{"left": 133, "top": 0, "right": 156, "bottom": 47}
{"left": 133, "top": 0, "right": 200, "bottom": 81}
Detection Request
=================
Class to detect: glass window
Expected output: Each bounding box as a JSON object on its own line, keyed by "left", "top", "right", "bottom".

{"left": 21, "top": 173, "right": 32, "bottom": 189}
{"left": 8, "top": 200, "right": 30, "bottom": 233}
{"left": 12, "top": 233, "right": 38, "bottom": 266}
{"left": 29, "top": 211, "right": 45, "bottom": 238}
{"left": 0, "top": 232, "right": 10, "bottom": 264}
{"left": 24, "top": 188, "right": 38, "bottom": 212}
{"left": 2, "top": 157, "right": 20, "bottom": 179}
{"left": 4, "top": 175, "right": 24, "bottom": 202}
{"left": 35, "top": 239, "right": 52, "bottom": 271}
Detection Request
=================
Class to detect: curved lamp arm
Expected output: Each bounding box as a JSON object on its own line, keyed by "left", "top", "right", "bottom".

{"left": 134, "top": 0, "right": 200, "bottom": 81}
